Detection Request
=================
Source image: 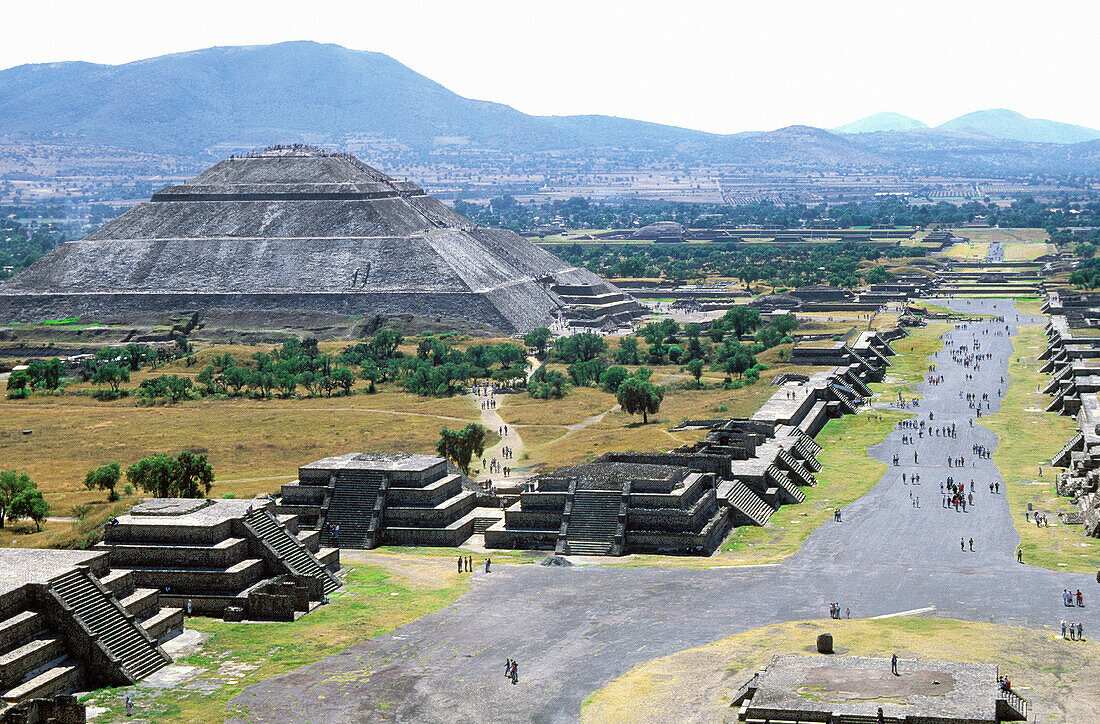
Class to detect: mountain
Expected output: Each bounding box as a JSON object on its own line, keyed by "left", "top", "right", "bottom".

{"left": 0, "top": 41, "right": 715, "bottom": 156}
{"left": 937, "top": 109, "right": 1100, "bottom": 144}
{"left": 834, "top": 112, "right": 928, "bottom": 134}
{"left": 0, "top": 42, "right": 1095, "bottom": 177}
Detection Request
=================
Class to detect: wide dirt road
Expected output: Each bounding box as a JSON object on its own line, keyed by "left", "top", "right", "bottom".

{"left": 231, "top": 299, "right": 1098, "bottom": 723}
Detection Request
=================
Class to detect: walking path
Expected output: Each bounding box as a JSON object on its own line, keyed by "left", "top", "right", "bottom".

{"left": 232, "top": 299, "right": 1099, "bottom": 723}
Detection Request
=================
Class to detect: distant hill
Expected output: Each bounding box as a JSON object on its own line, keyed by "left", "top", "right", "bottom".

{"left": 0, "top": 41, "right": 714, "bottom": 156}
{"left": 834, "top": 112, "right": 928, "bottom": 134}
{"left": 937, "top": 109, "right": 1100, "bottom": 144}
{"left": 0, "top": 42, "right": 1096, "bottom": 177}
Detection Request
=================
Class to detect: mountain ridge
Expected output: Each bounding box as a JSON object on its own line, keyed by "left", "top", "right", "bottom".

{"left": 0, "top": 41, "right": 1096, "bottom": 176}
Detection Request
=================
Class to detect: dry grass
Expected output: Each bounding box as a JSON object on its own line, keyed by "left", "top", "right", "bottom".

{"left": 941, "top": 243, "right": 990, "bottom": 260}
{"left": 1004, "top": 243, "right": 1056, "bottom": 261}
{"left": 960, "top": 228, "right": 1050, "bottom": 244}
{"left": 0, "top": 387, "right": 483, "bottom": 547}
{"left": 582, "top": 617, "right": 1100, "bottom": 723}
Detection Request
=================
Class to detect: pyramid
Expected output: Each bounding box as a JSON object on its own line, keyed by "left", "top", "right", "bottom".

{"left": 0, "top": 147, "right": 642, "bottom": 334}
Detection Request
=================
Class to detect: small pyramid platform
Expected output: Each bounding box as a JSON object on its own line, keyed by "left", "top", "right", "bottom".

{"left": 0, "top": 147, "right": 642, "bottom": 334}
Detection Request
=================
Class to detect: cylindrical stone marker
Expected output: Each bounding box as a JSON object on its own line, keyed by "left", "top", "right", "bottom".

{"left": 817, "top": 633, "right": 833, "bottom": 654}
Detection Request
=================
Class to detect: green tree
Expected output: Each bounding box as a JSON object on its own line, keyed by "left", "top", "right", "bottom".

{"left": 554, "top": 333, "right": 606, "bottom": 363}
{"left": 9, "top": 488, "right": 49, "bottom": 531}
{"left": 174, "top": 450, "right": 214, "bottom": 498}
{"left": 332, "top": 366, "right": 355, "bottom": 395}
{"left": 522, "top": 327, "right": 553, "bottom": 358}
{"left": 360, "top": 360, "right": 381, "bottom": 393}
{"left": 6, "top": 369, "right": 29, "bottom": 398}
{"left": 436, "top": 423, "right": 487, "bottom": 475}
{"left": 83, "top": 462, "right": 122, "bottom": 501}
{"left": 126, "top": 454, "right": 177, "bottom": 497}
{"left": 615, "top": 337, "right": 641, "bottom": 365}
{"left": 0, "top": 470, "right": 35, "bottom": 527}
{"left": 600, "top": 365, "right": 630, "bottom": 393}
{"left": 92, "top": 362, "right": 129, "bottom": 393}
{"left": 616, "top": 376, "right": 663, "bottom": 424}
{"left": 686, "top": 358, "right": 704, "bottom": 385}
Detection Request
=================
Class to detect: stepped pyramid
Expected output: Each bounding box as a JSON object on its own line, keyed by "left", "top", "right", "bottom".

{"left": 0, "top": 147, "right": 642, "bottom": 334}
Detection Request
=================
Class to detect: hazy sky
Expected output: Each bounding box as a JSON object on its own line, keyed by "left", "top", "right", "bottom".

{"left": 3, "top": 0, "right": 1098, "bottom": 133}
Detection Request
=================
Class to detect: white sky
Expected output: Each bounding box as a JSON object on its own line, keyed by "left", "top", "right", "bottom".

{"left": 3, "top": 0, "right": 1097, "bottom": 133}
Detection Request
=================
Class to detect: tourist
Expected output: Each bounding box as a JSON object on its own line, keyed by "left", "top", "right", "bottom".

{"left": 1062, "top": 619, "right": 1067, "bottom": 639}
{"left": 1016, "top": 549, "right": 1023, "bottom": 563}
{"left": 1077, "top": 589, "right": 1084, "bottom": 607}
{"left": 458, "top": 556, "right": 463, "bottom": 573}
{"left": 961, "top": 538, "right": 965, "bottom": 552}
{"left": 485, "top": 557, "right": 491, "bottom": 573}
{"left": 125, "top": 695, "right": 133, "bottom": 716}
{"left": 968, "top": 538, "right": 973, "bottom": 551}
{"left": 890, "top": 653, "right": 899, "bottom": 676}
{"left": 186, "top": 599, "right": 192, "bottom": 617}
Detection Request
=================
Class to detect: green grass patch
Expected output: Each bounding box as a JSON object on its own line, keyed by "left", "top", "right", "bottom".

{"left": 983, "top": 324, "right": 1100, "bottom": 573}
{"left": 82, "top": 561, "right": 468, "bottom": 722}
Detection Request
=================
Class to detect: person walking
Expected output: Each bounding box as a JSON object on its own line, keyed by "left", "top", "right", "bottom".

{"left": 458, "top": 556, "right": 463, "bottom": 573}
{"left": 1016, "top": 549, "right": 1023, "bottom": 563}
{"left": 485, "top": 557, "right": 491, "bottom": 574}
{"left": 891, "top": 653, "right": 899, "bottom": 676}
{"left": 969, "top": 538, "right": 974, "bottom": 551}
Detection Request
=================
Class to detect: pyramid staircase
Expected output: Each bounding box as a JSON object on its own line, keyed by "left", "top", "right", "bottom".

{"left": 766, "top": 465, "right": 805, "bottom": 504}
{"left": 324, "top": 470, "right": 387, "bottom": 548}
{"left": 790, "top": 436, "right": 823, "bottom": 471}
{"left": 724, "top": 481, "right": 775, "bottom": 526}
{"left": 827, "top": 382, "right": 860, "bottom": 414}
{"left": 47, "top": 568, "right": 169, "bottom": 683}
{"left": 776, "top": 448, "right": 816, "bottom": 487}
{"left": 1052, "top": 432, "right": 1085, "bottom": 469}
{"left": 556, "top": 483, "right": 628, "bottom": 556}
{"left": 243, "top": 508, "right": 340, "bottom": 594}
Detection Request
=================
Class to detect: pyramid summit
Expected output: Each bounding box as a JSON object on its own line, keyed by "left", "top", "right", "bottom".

{"left": 0, "top": 146, "right": 641, "bottom": 334}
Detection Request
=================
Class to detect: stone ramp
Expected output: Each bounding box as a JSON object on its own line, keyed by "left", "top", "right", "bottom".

{"left": 243, "top": 508, "right": 340, "bottom": 593}
{"left": 48, "top": 568, "right": 169, "bottom": 683}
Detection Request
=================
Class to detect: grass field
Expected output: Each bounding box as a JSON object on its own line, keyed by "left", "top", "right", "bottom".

{"left": 81, "top": 555, "right": 470, "bottom": 723}
{"left": 982, "top": 325, "right": 1100, "bottom": 573}
{"left": 1004, "top": 243, "right": 1056, "bottom": 261}
{"left": 581, "top": 617, "right": 1100, "bottom": 723}
{"left": 959, "top": 228, "right": 1050, "bottom": 244}
{"left": 941, "top": 242, "right": 990, "bottom": 260}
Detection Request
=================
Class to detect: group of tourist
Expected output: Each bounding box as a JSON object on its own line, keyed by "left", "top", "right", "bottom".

{"left": 456, "top": 555, "right": 493, "bottom": 573}
{"left": 1062, "top": 589, "right": 1085, "bottom": 607}
{"left": 1025, "top": 511, "right": 1050, "bottom": 527}
{"left": 1061, "top": 619, "right": 1086, "bottom": 641}
{"left": 504, "top": 658, "right": 519, "bottom": 684}
{"left": 828, "top": 602, "right": 850, "bottom": 619}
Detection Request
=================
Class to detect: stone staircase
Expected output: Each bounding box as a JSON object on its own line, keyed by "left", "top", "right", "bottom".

{"left": 827, "top": 382, "right": 860, "bottom": 414}
{"left": 766, "top": 465, "right": 806, "bottom": 504}
{"left": 1052, "top": 431, "right": 1085, "bottom": 468}
{"left": 724, "top": 481, "right": 775, "bottom": 526}
{"left": 0, "top": 608, "right": 81, "bottom": 705}
{"left": 324, "top": 470, "right": 386, "bottom": 548}
{"left": 48, "top": 568, "right": 169, "bottom": 683}
{"left": 243, "top": 508, "right": 340, "bottom": 594}
{"left": 791, "top": 436, "right": 823, "bottom": 471}
{"left": 776, "top": 448, "right": 816, "bottom": 487}
{"left": 559, "top": 488, "right": 623, "bottom": 556}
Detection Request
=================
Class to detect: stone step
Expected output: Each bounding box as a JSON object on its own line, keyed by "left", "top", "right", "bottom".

{"left": 0, "top": 658, "right": 82, "bottom": 704}
{"left": 0, "top": 611, "right": 45, "bottom": 654}
{"left": 142, "top": 608, "right": 184, "bottom": 643}
{"left": 0, "top": 638, "right": 64, "bottom": 689}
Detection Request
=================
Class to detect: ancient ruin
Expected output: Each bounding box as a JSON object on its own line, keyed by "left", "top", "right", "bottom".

{"left": 276, "top": 453, "right": 480, "bottom": 548}
{"left": 0, "top": 147, "right": 642, "bottom": 335}
{"left": 0, "top": 549, "right": 180, "bottom": 705}
{"left": 94, "top": 498, "right": 340, "bottom": 620}
{"left": 733, "top": 654, "right": 1028, "bottom": 723}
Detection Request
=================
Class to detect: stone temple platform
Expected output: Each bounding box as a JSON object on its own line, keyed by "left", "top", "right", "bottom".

{"left": 94, "top": 498, "right": 341, "bottom": 621}
{"left": 734, "top": 654, "right": 1028, "bottom": 723}
{"left": 0, "top": 549, "right": 181, "bottom": 707}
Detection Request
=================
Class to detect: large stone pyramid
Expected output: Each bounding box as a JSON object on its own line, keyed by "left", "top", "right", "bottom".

{"left": 0, "top": 147, "right": 641, "bottom": 334}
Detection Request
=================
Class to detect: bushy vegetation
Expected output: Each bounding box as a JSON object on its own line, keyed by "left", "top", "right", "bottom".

{"left": 126, "top": 450, "right": 214, "bottom": 498}
{"left": 1069, "top": 258, "right": 1100, "bottom": 289}
{"left": 436, "top": 423, "right": 488, "bottom": 475}
{"left": 455, "top": 195, "right": 1100, "bottom": 236}
{"left": 0, "top": 470, "right": 50, "bottom": 530}
{"left": 554, "top": 241, "right": 914, "bottom": 287}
